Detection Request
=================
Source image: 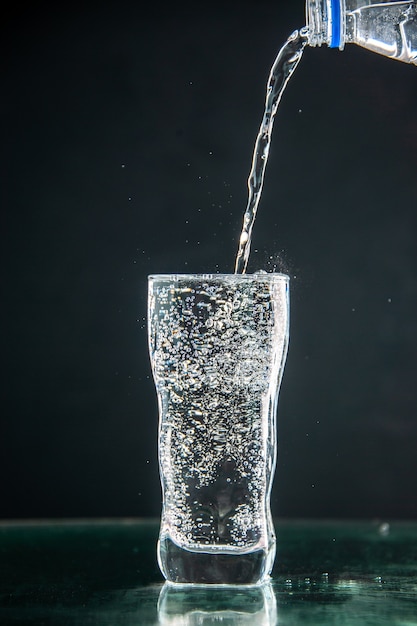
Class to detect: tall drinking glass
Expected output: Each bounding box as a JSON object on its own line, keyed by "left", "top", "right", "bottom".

{"left": 148, "top": 273, "right": 289, "bottom": 584}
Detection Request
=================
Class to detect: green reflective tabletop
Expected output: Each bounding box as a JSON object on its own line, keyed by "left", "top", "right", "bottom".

{"left": 0, "top": 519, "right": 416, "bottom": 625}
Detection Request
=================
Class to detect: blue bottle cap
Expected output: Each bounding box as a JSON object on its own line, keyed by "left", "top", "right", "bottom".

{"left": 329, "top": 0, "right": 342, "bottom": 48}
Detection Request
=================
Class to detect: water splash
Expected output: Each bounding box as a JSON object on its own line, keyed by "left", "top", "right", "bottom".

{"left": 234, "top": 28, "right": 308, "bottom": 274}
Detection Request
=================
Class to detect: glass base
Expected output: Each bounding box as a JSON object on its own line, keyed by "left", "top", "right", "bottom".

{"left": 158, "top": 536, "right": 275, "bottom": 585}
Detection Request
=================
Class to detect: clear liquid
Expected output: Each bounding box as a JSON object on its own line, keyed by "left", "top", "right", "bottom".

{"left": 158, "top": 536, "right": 275, "bottom": 585}
{"left": 347, "top": 2, "right": 417, "bottom": 64}
{"left": 234, "top": 29, "right": 308, "bottom": 274}
{"left": 148, "top": 274, "right": 289, "bottom": 584}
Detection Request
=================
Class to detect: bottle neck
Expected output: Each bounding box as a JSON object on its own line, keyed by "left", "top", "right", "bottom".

{"left": 306, "top": 0, "right": 346, "bottom": 49}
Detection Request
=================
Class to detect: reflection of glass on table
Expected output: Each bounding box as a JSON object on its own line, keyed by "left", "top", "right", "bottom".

{"left": 157, "top": 581, "right": 277, "bottom": 626}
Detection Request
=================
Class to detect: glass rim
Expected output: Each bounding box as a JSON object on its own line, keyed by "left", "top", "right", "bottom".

{"left": 148, "top": 272, "right": 290, "bottom": 281}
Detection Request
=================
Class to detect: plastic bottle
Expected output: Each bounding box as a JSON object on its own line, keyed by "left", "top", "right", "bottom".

{"left": 306, "top": 0, "right": 417, "bottom": 64}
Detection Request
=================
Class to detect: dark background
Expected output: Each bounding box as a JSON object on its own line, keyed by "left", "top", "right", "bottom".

{"left": 2, "top": 1, "right": 417, "bottom": 520}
